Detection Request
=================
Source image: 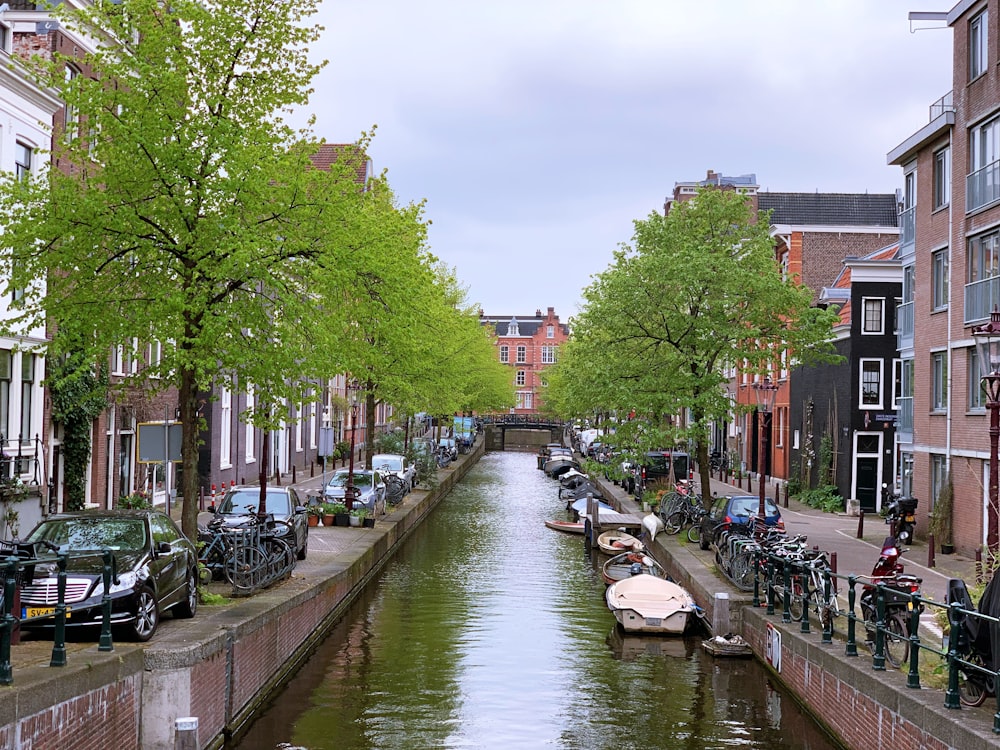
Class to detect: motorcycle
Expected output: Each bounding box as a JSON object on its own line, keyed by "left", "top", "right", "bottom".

{"left": 882, "top": 484, "right": 918, "bottom": 545}
{"left": 946, "top": 573, "right": 1000, "bottom": 706}
{"left": 859, "top": 535, "right": 923, "bottom": 668}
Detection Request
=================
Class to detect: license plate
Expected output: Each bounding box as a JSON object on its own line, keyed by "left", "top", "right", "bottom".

{"left": 904, "top": 514, "right": 915, "bottom": 523}
{"left": 22, "top": 606, "right": 70, "bottom": 620}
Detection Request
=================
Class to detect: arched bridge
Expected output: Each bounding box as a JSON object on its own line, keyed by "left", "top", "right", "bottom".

{"left": 480, "top": 415, "right": 565, "bottom": 451}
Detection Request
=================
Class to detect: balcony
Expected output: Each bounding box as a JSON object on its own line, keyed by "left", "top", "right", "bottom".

{"left": 896, "top": 396, "right": 913, "bottom": 437}
{"left": 896, "top": 300, "right": 913, "bottom": 350}
{"left": 898, "top": 205, "right": 915, "bottom": 250}
{"left": 929, "top": 91, "right": 955, "bottom": 120}
{"left": 964, "top": 276, "right": 1000, "bottom": 324}
{"left": 967, "top": 159, "right": 1000, "bottom": 212}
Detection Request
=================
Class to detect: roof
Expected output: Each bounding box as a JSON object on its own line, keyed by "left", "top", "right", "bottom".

{"left": 759, "top": 193, "right": 898, "bottom": 227}
{"left": 308, "top": 143, "right": 372, "bottom": 184}
{"left": 480, "top": 311, "right": 570, "bottom": 337}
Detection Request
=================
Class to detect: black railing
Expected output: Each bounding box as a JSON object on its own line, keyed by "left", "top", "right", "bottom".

{"left": 481, "top": 414, "right": 563, "bottom": 427}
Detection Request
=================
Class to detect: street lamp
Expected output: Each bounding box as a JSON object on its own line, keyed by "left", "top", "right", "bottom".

{"left": 753, "top": 376, "right": 779, "bottom": 521}
{"left": 346, "top": 380, "right": 360, "bottom": 512}
{"left": 973, "top": 307, "right": 1000, "bottom": 553}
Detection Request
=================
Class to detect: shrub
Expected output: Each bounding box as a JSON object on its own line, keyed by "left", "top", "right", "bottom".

{"left": 118, "top": 492, "right": 152, "bottom": 510}
{"left": 796, "top": 485, "right": 842, "bottom": 513}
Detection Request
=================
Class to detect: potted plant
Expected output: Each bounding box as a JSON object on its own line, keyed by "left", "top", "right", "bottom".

{"left": 353, "top": 507, "right": 375, "bottom": 528}
{"left": 322, "top": 502, "right": 347, "bottom": 527}
{"left": 929, "top": 479, "right": 954, "bottom": 554}
{"left": 307, "top": 505, "right": 323, "bottom": 527}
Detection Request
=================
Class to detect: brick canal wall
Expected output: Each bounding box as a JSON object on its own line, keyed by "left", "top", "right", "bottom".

{"left": 589, "top": 476, "right": 1000, "bottom": 750}
{"left": 0, "top": 439, "right": 485, "bottom": 750}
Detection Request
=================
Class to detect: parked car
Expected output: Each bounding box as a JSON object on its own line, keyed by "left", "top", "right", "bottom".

{"left": 698, "top": 494, "right": 784, "bottom": 551}
{"left": 370, "top": 453, "right": 417, "bottom": 492}
{"left": 324, "top": 469, "right": 387, "bottom": 515}
{"left": 214, "top": 485, "right": 309, "bottom": 560}
{"left": 19, "top": 509, "right": 199, "bottom": 641}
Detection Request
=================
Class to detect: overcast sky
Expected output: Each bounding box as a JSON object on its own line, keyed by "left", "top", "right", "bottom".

{"left": 295, "top": 1, "right": 954, "bottom": 323}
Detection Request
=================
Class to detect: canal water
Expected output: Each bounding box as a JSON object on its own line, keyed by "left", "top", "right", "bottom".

{"left": 233, "top": 451, "right": 842, "bottom": 750}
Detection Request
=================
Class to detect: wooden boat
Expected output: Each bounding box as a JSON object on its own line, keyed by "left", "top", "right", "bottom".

{"left": 544, "top": 519, "right": 586, "bottom": 535}
{"left": 568, "top": 496, "right": 613, "bottom": 519}
{"left": 605, "top": 574, "right": 697, "bottom": 635}
{"left": 543, "top": 454, "right": 577, "bottom": 477}
{"left": 596, "top": 529, "right": 645, "bottom": 556}
{"left": 601, "top": 551, "right": 667, "bottom": 585}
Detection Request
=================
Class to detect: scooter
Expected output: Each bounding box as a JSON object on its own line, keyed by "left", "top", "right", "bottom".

{"left": 859, "top": 536, "right": 923, "bottom": 668}
{"left": 882, "top": 484, "right": 918, "bottom": 545}
{"left": 946, "top": 573, "right": 1000, "bottom": 706}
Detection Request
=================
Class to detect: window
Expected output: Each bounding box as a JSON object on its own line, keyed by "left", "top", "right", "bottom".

{"left": 860, "top": 359, "right": 882, "bottom": 408}
{"left": 892, "top": 359, "right": 903, "bottom": 409}
{"left": 515, "top": 370, "right": 526, "bottom": 386}
{"left": 0, "top": 351, "right": 9, "bottom": 439}
{"left": 970, "top": 116, "right": 1000, "bottom": 208}
{"left": 900, "top": 452, "right": 915, "bottom": 498}
{"left": 63, "top": 66, "right": 79, "bottom": 142}
{"left": 861, "top": 298, "right": 884, "bottom": 334}
{"left": 516, "top": 391, "right": 533, "bottom": 409}
{"left": 932, "top": 249, "right": 949, "bottom": 310}
{"left": 516, "top": 345, "right": 526, "bottom": 363}
{"left": 541, "top": 346, "right": 556, "bottom": 364}
{"left": 931, "top": 352, "right": 948, "bottom": 411}
{"left": 934, "top": 147, "right": 950, "bottom": 208}
{"left": 930, "top": 454, "right": 948, "bottom": 510}
{"left": 148, "top": 341, "right": 162, "bottom": 373}
{"left": 220, "top": 385, "right": 232, "bottom": 468}
{"left": 499, "top": 345, "right": 509, "bottom": 363}
{"left": 19, "top": 354, "right": 33, "bottom": 440}
{"left": 245, "top": 385, "right": 256, "bottom": 462}
{"left": 970, "top": 10, "right": 988, "bottom": 81}
{"left": 14, "top": 143, "right": 31, "bottom": 181}
{"left": 546, "top": 325, "right": 554, "bottom": 339}
{"left": 968, "top": 231, "right": 1000, "bottom": 283}
{"left": 969, "top": 348, "right": 987, "bottom": 411}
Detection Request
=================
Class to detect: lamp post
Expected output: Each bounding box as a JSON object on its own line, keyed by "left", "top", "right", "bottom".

{"left": 753, "top": 376, "right": 779, "bottom": 521}
{"left": 346, "top": 380, "right": 359, "bottom": 512}
{"left": 973, "top": 307, "right": 1000, "bottom": 553}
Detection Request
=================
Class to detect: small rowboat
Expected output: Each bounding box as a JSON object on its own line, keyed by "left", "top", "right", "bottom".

{"left": 601, "top": 551, "right": 667, "bottom": 585}
{"left": 596, "top": 529, "right": 644, "bottom": 556}
{"left": 605, "top": 574, "right": 697, "bottom": 635}
{"left": 544, "top": 519, "right": 586, "bottom": 535}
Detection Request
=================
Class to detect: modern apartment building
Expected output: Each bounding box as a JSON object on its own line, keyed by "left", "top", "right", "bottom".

{"left": 886, "top": 0, "right": 1000, "bottom": 556}
{"left": 481, "top": 307, "right": 569, "bottom": 414}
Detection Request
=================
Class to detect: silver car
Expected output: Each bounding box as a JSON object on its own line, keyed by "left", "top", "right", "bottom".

{"left": 370, "top": 453, "right": 417, "bottom": 492}
{"left": 324, "top": 469, "right": 387, "bottom": 515}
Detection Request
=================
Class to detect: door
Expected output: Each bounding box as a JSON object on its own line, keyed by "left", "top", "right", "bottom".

{"left": 856, "top": 457, "right": 879, "bottom": 512}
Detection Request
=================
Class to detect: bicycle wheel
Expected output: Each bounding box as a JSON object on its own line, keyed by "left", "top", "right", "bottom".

{"left": 664, "top": 511, "right": 685, "bottom": 535}
{"left": 229, "top": 544, "right": 266, "bottom": 594}
{"left": 686, "top": 520, "right": 702, "bottom": 545}
{"left": 269, "top": 537, "right": 295, "bottom": 580}
{"left": 788, "top": 577, "right": 807, "bottom": 621}
{"left": 732, "top": 552, "right": 755, "bottom": 591}
{"left": 959, "top": 652, "right": 990, "bottom": 707}
{"left": 883, "top": 611, "right": 910, "bottom": 668}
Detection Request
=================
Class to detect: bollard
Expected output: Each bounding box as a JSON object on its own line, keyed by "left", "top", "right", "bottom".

{"left": 928, "top": 533, "right": 936, "bottom": 569}
{"left": 0, "top": 557, "right": 17, "bottom": 684}
{"left": 712, "top": 592, "right": 731, "bottom": 635}
{"left": 856, "top": 510, "right": 864, "bottom": 539}
{"left": 292, "top": 465, "right": 297, "bottom": 484}
{"left": 174, "top": 717, "right": 199, "bottom": 750}
{"left": 50, "top": 551, "right": 68, "bottom": 667}
{"left": 99, "top": 549, "right": 117, "bottom": 652}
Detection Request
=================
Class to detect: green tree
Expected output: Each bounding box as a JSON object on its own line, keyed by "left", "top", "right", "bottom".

{"left": 547, "top": 187, "right": 841, "bottom": 500}
{"left": 0, "top": 0, "right": 371, "bottom": 537}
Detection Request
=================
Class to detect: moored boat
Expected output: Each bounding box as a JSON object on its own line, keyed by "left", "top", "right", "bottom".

{"left": 601, "top": 551, "right": 667, "bottom": 585}
{"left": 596, "top": 529, "right": 644, "bottom": 556}
{"left": 544, "top": 519, "right": 586, "bottom": 535}
{"left": 605, "top": 574, "right": 697, "bottom": 635}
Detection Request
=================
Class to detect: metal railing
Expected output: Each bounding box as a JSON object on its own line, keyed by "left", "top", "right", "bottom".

{"left": 968, "top": 160, "right": 1000, "bottom": 213}
{"left": 964, "top": 276, "right": 1000, "bottom": 324}
{"left": 899, "top": 205, "right": 915, "bottom": 249}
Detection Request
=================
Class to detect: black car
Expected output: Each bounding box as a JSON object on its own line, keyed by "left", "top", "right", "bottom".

{"left": 214, "top": 485, "right": 309, "bottom": 560}
{"left": 20, "top": 509, "right": 199, "bottom": 641}
{"left": 697, "top": 494, "right": 785, "bottom": 551}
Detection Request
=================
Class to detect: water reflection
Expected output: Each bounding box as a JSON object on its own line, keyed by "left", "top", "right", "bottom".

{"left": 234, "top": 451, "right": 842, "bottom": 750}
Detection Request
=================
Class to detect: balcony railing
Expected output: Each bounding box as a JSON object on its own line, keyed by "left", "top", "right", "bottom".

{"left": 896, "top": 300, "right": 913, "bottom": 350}
{"left": 898, "top": 205, "right": 915, "bottom": 249}
{"left": 896, "top": 396, "right": 913, "bottom": 434}
{"left": 929, "top": 90, "right": 954, "bottom": 120}
{"left": 964, "top": 276, "right": 1000, "bottom": 324}
{"left": 967, "top": 160, "right": 1000, "bottom": 212}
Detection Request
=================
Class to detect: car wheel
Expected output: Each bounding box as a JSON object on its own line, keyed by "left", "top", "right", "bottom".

{"left": 297, "top": 528, "right": 308, "bottom": 561}
{"left": 173, "top": 567, "right": 198, "bottom": 619}
{"left": 130, "top": 585, "right": 160, "bottom": 642}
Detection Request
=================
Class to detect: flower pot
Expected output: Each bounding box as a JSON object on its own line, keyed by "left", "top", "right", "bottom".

{"left": 307, "top": 515, "right": 320, "bottom": 527}
{"left": 940, "top": 543, "right": 955, "bottom": 555}
{"left": 323, "top": 514, "right": 336, "bottom": 527}
{"left": 349, "top": 515, "right": 361, "bottom": 527}
{"left": 335, "top": 513, "right": 351, "bottom": 527}
{"left": 362, "top": 517, "right": 375, "bottom": 528}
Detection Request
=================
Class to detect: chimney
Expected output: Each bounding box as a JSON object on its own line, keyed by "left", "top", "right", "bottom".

{"left": 535, "top": 309, "right": 541, "bottom": 317}
{"left": 547, "top": 307, "right": 554, "bottom": 317}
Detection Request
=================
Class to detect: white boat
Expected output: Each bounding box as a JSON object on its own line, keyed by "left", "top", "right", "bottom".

{"left": 601, "top": 551, "right": 666, "bottom": 585}
{"left": 596, "top": 529, "right": 644, "bottom": 556}
{"left": 605, "top": 574, "right": 697, "bottom": 635}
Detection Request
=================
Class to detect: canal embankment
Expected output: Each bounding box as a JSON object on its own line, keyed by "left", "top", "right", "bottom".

{"left": 0, "top": 437, "right": 486, "bottom": 750}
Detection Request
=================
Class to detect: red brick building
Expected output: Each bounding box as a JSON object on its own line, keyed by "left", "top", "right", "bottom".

{"left": 481, "top": 307, "right": 569, "bottom": 414}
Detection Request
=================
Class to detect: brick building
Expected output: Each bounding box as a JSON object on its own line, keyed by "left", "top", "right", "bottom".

{"left": 480, "top": 307, "right": 569, "bottom": 414}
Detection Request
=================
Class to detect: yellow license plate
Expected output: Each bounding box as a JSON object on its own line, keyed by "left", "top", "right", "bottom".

{"left": 22, "top": 606, "right": 70, "bottom": 619}
{"left": 904, "top": 514, "right": 915, "bottom": 522}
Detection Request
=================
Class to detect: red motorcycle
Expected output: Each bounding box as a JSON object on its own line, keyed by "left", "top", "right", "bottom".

{"left": 859, "top": 536, "right": 923, "bottom": 668}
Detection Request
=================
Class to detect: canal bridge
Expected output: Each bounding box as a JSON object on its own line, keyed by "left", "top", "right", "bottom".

{"left": 480, "top": 415, "right": 564, "bottom": 450}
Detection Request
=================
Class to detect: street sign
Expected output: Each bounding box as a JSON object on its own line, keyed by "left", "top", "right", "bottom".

{"left": 319, "top": 426, "right": 334, "bottom": 457}
{"left": 137, "top": 422, "right": 183, "bottom": 463}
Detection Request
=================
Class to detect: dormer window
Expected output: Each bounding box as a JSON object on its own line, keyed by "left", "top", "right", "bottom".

{"left": 508, "top": 317, "right": 519, "bottom": 336}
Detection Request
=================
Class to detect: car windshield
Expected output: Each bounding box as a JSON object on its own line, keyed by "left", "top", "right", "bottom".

{"left": 219, "top": 490, "right": 292, "bottom": 516}
{"left": 328, "top": 473, "right": 373, "bottom": 488}
{"left": 374, "top": 456, "right": 403, "bottom": 471}
{"left": 730, "top": 496, "right": 779, "bottom": 519}
{"left": 28, "top": 517, "right": 147, "bottom": 551}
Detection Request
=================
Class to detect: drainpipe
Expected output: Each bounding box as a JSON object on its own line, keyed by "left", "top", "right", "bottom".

{"left": 946, "top": 128, "right": 953, "bottom": 487}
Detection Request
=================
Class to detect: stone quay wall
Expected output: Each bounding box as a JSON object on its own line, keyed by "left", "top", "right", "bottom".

{"left": 0, "top": 438, "right": 485, "bottom": 750}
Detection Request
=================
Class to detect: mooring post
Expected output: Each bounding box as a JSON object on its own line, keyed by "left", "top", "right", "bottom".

{"left": 713, "top": 592, "right": 730, "bottom": 635}
{"left": 174, "top": 717, "right": 199, "bottom": 750}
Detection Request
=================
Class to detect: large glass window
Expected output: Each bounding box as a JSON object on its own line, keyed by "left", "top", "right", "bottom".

{"left": 970, "top": 10, "right": 988, "bottom": 81}
{"left": 931, "top": 352, "right": 948, "bottom": 411}
{"left": 19, "top": 354, "right": 32, "bottom": 439}
{"left": 932, "top": 249, "right": 949, "bottom": 311}
{"left": 516, "top": 345, "right": 526, "bottom": 363}
{"left": 220, "top": 384, "right": 232, "bottom": 468}
{"left": 499, "top": 345, "right": 509, "bottom": 363}
{"left": 968, "top": 231, "right": 1000, "bottom": 284}
{"left": 860, "top": 359, "right": 882, "bottom": 408}
{"left": 862, "top": 298, "right": 883, "bottom": 334}
{"left": 0, "top": 351, "right": 10, "bottom": 440}
{"left": 934, "top": 147, "right": 950, "bottom": 208}
{"left": 515, "top": 370, "right": 526, "bottom": 386}
{"left": 541, "top": 346, "right": 556, "bottom": 364}
{"left": 969, "top": 347, "right": 987, "bottom": 411}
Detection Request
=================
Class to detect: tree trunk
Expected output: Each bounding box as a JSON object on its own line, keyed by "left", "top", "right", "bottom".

{"left": 179, "top": 366, "right": 201, "bottom": 540}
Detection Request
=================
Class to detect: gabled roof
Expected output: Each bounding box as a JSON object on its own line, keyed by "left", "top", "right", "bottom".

{"left": 760, "top": 193, "right": 898, "bottom": 227}
{"left": 309, "top": 143, "right": 372, "bottom": 184}
{"left": 482, "top": 314, "right": 569, "bottom": 337}
{"left": 820, "top": 242, "right": 900, "bottom": 328}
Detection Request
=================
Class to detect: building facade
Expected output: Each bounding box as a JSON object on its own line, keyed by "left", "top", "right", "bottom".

{"left": 481, "top": 307, "right": 569, "bottom": 414}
